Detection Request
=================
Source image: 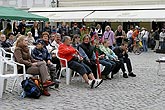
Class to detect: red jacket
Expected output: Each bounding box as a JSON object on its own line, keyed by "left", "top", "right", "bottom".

{"left": 58, "top": 43, "right": 77, "bottom": 66}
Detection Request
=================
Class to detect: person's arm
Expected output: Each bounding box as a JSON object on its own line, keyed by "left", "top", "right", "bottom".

{"left": 78, "top": 47, "right": 90, "bottom": 61}
{"left": 31, "top": 48, "right": 43, "bottom": 61}
{"left": 14, "top": 48, "right": 32, "bottom": 66}
{"left": 58, "top": 44, "right": 76, "bottom": 56}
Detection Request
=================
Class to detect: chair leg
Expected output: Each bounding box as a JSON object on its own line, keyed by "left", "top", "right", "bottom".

{"left": 0, "top": 78, "right": 4, "bottom": 98}
{"left": 66, "top": 68, "right": 72, "bottom": 85}
{"left": 11, "top": 77, "right": 17, "bottom": 93}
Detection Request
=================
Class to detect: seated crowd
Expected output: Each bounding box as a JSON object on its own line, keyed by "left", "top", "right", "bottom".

{"left": 0, "top": 24, "right": 136, "bottom": 97}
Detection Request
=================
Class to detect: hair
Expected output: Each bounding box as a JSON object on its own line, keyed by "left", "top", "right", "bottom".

{"left": 15, "top": 35, "right": 27, "bottom": 47}
{"left": 41, "top": 32, "right": 49, "bottom": 38}
{"left": 55, "top": 33, "right": 61, "bottom": 37}
{"left": 121, "top": 42, "right": 128, "bottom": 46}
{"left": 82, "top": 34, "right": 91, "bottom": 41}
{"left": 72, "top": 34, "right": 80, "bottom": 43}
{"left": 62, "top": 36, "right": 71, "bottom": 43}
{"left": 105, "top": 25, "right": 111, "bottom": 31}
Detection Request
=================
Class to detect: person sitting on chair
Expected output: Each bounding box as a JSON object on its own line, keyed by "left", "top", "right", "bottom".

{"left": 14, "top": 35, "right": 56, "bottom": 96}
{"left": 31, "top": 39, "right": 60, "bottom": 85}
{"left": 58, "top": 36, "right": 103, "bottom": 88}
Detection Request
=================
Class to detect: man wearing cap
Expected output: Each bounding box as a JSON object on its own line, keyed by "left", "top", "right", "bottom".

{"left": 31, "top": 39, "right": 60, "bottom": 86}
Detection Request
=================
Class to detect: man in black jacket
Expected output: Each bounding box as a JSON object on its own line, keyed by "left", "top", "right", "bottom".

{"left": 113, "top": 43, "right": 136, "bottom": 78}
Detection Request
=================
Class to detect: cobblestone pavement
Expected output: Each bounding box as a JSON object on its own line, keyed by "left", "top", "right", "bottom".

{"left": 0, "top": 50, "right": 165, "bottom": 110}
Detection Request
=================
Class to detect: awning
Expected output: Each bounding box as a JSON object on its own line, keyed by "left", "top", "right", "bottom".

{"left": 0, "top": 6, "right": 48, "bottom": 21}
{"left": 85, "top": 10, "right": 165, "bottom": 22}
{"left": 31, "top": 11, "right": 93, "bottom": 22}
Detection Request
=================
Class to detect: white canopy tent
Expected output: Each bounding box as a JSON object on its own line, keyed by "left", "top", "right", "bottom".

{"left": 31, "top": 11, "right": 93, "bottom": 22}
{"left": 29, "top": 5, "right": 165, "bottom": 22}
{"left": 85, "top": 10, "right": 165, "bottom": 22}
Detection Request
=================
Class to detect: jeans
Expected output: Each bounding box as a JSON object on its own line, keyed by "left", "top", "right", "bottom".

{"left": 99, "top": 59, "right": 113, "bottom": 76}
{"left": 142, "top": 38, "right": 148, "bottom": 52}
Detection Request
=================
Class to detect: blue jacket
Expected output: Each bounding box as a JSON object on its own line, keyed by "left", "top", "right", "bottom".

{"left": 31, "top": 47, "right": 51, "bottom": 61}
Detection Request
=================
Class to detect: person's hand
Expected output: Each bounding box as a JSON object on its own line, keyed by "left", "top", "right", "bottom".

{"left": 79, "top": 56, "right": 83, "bottom": 61}
{"left": 100, "top": 54, "right": 105, "bottom": 58}
{"left": 47, "top": 60, "right": 52, "bottom": 65}
{"left": 52, "top": 54, "right": 56, "bottom": 58}
{"left": 32, "top": 62, "right": 37, "bottom": 66}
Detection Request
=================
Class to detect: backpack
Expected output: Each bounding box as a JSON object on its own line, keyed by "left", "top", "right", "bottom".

{"left": 21, "top": 77, "right": 42, "bottom": 99}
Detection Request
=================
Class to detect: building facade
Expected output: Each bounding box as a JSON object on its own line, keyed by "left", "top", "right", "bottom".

{"left": 0, "top": 0, "right": 165, "bottom": 8}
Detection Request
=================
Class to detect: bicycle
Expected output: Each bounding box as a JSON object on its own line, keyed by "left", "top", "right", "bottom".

{"left": 132, "top": 40, "right": 143, "bottom": 55}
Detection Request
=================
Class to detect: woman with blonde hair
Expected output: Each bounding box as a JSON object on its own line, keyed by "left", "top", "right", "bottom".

{"left": 14, "top": 35, "right": 55, "bottom": 96}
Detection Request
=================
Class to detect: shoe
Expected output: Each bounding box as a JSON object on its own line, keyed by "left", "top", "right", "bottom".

{"left": 123, "top": 73, "right": 128, "bottom": 78}
{"left": 128, "top": 72, "right": 136, "bottom": 77}
{"left": 54, "top": 79, "right": 61, "bottom": 84}
{"left": 111, "top": 72, "right": 114, "bottom": 79}
{"left": 88, "top": 80, "right": 95, "bottom": 89}
{"left": 42, "top": 89, "right": 50, "bottom": 96}
{"left": 105, "top": 74, "right": 111, "bottom": 80}
{"left": 43, "top": 80, "right": 56, "bottom": 88}
{"left": 94, "top": 79, "right": 103, "bottom": 88}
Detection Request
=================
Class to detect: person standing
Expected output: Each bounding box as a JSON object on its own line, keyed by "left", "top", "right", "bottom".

{"left": 141, "top": 27, "right": 149, "bottom": 52}
{"left": 102, "top": 25, "right": 115, "bottom": 49}
{"left": 18, "top": 20, "right": 26, "bottom": 35}
{"left": 31, "top": 21, "right": 40, "bottom": 41}
{"left": 114, "top": 25, "right": 126, "bottom": 46}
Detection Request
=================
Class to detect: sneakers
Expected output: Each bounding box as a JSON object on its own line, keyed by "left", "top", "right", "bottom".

{"left": 123, "top": 73, "right": 128, "bottom": 78}
{"left": 88, "top": 80, "right": 95, "bottom": 89}
{"left": 128, "top": 72, "right": 136, "bottom": 77}
{"left": 94, "top": 79, "right": 103, "bottom": 88}
{"left": 43, "top": 80, "right": 56, "bottom": 88}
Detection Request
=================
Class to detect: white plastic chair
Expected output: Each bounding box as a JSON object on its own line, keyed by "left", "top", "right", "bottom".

{"left": 52, "top": 49, "right": 74, "bottom": 85}
{"left": 0, "top": 56, "right": 26, "bottom": 98}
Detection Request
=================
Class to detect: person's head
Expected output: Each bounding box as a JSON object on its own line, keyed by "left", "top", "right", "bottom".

{"left": 50, "top": 33, "right": 55, "bottom": 41}
{"left": 27, "top": 31, "right": 32, "bottom": 37}
{"left": 0, "top": 34, "right": 6, "bottom": 41}
{"left": 55, "top": 33, "right": 61, "bottom": 43}
{"left": 96, "top": 24, "right": 101, "bottom": 29}
{"left": 13, "top": 22, "right": 18, "bottom": 27}
{"left": 102, "top": 40, "right": 110, "bottom": 48}
{"left": 162, "top": 28, "right": 165, "bottom": 32}
{"left": 62, "top": 36, "right": 71, "bottom": 46}
{"left": 72, "top": 34, "right": 80, "bottom": 43}
{"left": 105, "top": 25, "right": 111, "bottom": 31}
{"left": 35, "top": 39, "right": 45, "bottom": 49}
{"left": 82, "top": 34, "right": 91, "bottom": 44}
{"left": 45, "top": 22, "right": 50, "bottom": 27}
{"left": 8, "top": 33, "right": 14, "bottom": 40}
{"left": 6, "top": 23, "right": 12, "bottom": 30}
{"left": 135, "top": 26, "right": 140, "bottom": 30}
{"left": 117, "top": 25, "right": 123, "bottom": 31}
{"left": 93, "top": 39, "right": 100, "bottom": 48}
{"left": 33, "top": 21, "right": 38, "bottom": 28}
{"left": 121, "top": 42, "right": 128, "bottom": 51}
{"left": 73, "top": 23, "right": 78, "bottom": 28}
{"left": 41, "top": 32, "right": 49, "bottom": 42}
{"left": 15, "top": 35, "right": 28, "bottom": 47}
{"left": 22, "top": 20, "right": 26, "bottom": 24}
{"left": 62, "top": 22, "right": 66, "bottom": 27}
